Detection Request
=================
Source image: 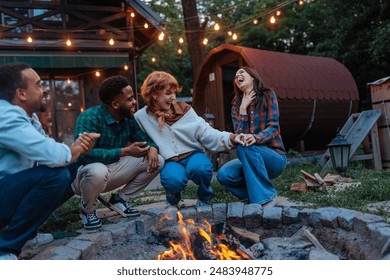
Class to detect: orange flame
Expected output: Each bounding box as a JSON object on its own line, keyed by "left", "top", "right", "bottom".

{"left": 158, "top": 212, "right": 247, "bottom": 260}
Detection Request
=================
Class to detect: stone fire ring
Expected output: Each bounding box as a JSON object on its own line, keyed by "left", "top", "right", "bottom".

{"left": 31, "top": 202, "right": 390, "bottom": 260}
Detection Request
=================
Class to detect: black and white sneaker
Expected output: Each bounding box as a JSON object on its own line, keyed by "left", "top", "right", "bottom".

{"left": 109, "top": 194, "right": 140, "bottom": 217}
{"left": 81, "top": 210, "right": 102, "bottom": 230}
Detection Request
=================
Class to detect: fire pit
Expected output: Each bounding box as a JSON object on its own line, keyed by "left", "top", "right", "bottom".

{"left": 91, "top": 202, "right": 390, "bottom": 260}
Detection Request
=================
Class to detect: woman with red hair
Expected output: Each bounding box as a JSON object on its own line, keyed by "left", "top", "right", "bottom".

{"left": 135, "top": 71, "right": 244, "bottom": 209}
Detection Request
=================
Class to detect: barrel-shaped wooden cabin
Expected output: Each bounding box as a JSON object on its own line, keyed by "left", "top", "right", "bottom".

{"left": 193, "top": 44, "right": 360, "bottom": 151}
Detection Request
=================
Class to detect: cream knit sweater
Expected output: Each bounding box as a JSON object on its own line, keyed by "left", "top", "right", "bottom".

{"left": 134, "top": 107, "right": 233, "bottom": 160}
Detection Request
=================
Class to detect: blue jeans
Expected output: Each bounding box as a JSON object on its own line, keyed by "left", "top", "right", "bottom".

{"left": 160, "top": 151, "right": 214, "bottom": 203}
{"left": 217, "top": 145, "right": 286, "bottom": 204}
{"left": 0, "top": 165, "right": 73, "bottom": 255}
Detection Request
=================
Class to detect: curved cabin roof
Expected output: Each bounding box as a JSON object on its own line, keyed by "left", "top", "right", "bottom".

{"left": 193, "top": 44, "right": 359, "bottom": 105}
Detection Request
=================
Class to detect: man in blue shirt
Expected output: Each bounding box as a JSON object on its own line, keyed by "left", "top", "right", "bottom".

{"left": 0, "top": 62, "right": 98, "bottom": 260}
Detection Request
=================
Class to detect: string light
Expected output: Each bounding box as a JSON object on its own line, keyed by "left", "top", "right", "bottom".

{"left": 158, "top": 32, "right": 165, "bottom": 41}
{"left": 95, "top": 71, "right": 101, "bottom": 77}
{"left": 67, "top": 78, "right": 71, "bottom": 84}
{"left": 123, "top": 64, "right": 129, "bottom": 70}
{"left": 4, "top": 0, "right": 304, "bottom": 65}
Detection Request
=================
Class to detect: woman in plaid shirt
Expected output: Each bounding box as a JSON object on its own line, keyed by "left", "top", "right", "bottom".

{"left": 217, "top": 67, "right": 287, "bottom": 206}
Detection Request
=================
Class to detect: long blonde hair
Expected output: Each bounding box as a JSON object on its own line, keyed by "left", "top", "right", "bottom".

{"left": 140, "top": 71, "right": 182, "bottom": 129}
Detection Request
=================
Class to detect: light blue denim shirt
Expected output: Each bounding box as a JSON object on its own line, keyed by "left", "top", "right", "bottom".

{"left": 0, "top": 100, "right": 71, "bottom": 179}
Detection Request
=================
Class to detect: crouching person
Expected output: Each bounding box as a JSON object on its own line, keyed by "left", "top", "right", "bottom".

{"left": 0, "top": 62, "right": 98, "bottom": 260}
{"left": 72, "top": 75, "right": 164, "bottom": 230}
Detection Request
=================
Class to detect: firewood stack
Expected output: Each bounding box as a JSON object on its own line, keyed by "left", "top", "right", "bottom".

{"left": 290, "top": 170, "right": 341, "bottom": 192}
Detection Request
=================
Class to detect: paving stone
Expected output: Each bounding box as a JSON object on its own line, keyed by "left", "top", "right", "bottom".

{"left": 263, "top": 207, "right": 282, "bottom": 229}
{"left": 196, "top": 204, "right": 213, "bottom": 223}
{"left": 227, "top": 202, "right": 245, "bottom": 227}
{"left": 243, "top": 203, "right": 262, "bottom": 228}
{"left": 212, "top": 203, "right": 227, "bottom": 224}
{"left": 282, "top": 207, "right": 299, "bottom": 225}
{"left": 66, "top": 239, "right": 98, "bottom": 260}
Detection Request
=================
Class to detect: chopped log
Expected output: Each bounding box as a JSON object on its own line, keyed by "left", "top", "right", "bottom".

{"left": 314, "top": 173, "right": 326, "bottom": 185}
{"left": 290, "top": 182, "right": 308, "bottom": 192}
{"left": 300, "top": 177, "right": 320, "bottom": 188}
{"left": 300, "top": 170, "right": 317, "bottom": 181}
{"left": 303, "top": 229, "right": 327, "bottom": 252}
{"left": 289, "top": 225, "right": 310, "bottom": 239}
{"left": 236, "top": 245, "right": 255, "bottom": 260}
{"left": 229, "top": 225, "right": 261, "bottom": 243}
{"left": 323, "top": 173, "right": 341, "bottom": 184}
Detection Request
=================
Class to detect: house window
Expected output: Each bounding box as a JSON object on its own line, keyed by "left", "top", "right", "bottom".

{"left": 38, "top": 78, "right": 84, "bottom": 146}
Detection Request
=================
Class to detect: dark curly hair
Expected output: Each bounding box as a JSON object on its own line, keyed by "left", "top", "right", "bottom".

{"left": 0, "top": 62, "right": 31, "bottom": 102}
{"left": 98, "top": 75, "right": 131, "bottom": 104}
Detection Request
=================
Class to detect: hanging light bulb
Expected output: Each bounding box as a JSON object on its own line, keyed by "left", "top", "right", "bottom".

{"left": 144, "top": 23, "right": 149, "bottom": 29}
{"left": 130, "top": 12, "right": 135, "bottom": 18}
{"left": 299, "top": 0, "right": 304, "bottom": 5}
{"left": 232, "top": 33, "right": 238, "bottom": 40}
{"left": 151, "top": 57, "right": 156, "bottom": 63}
{"left": 27, "top": 36, "right": 33, "bottom": 43}
{"left": 177, "top": 48, "right": 182, "bottom": 55}
{"left": 253, "top": 19, "right": 258, "bottom": 25}
{"left": 158, "top": 32, "right": 165, "bottom": 41}
{"left": 202, "top": 38, "right": 208, "bottom": 45}
{"left": 227, "top": 30, "right": 233, "bottom": 36}
{"left": 67, "top": 78, "right": 71, "bottom": 84}
{"left": 179, "top": 37, "right": 184, "bottom": 44}
{"left": 269, "top": 15, "right": 276, "bottom": 24}
{"left": 95, "top": 71, "right": 101, "bottom": 77}
{"left": 123, "top": 65, "right": 129, "bottom": 71}
{"left": 276, "top": 10, "right": 282, "bottom": 16}
{"left": 66, "top": 39, "right": 72, "bottom": 46}
{"left": 214, "top": 23, "right": 220, "bottom": 31}
{"left": 109, "top": 38, "right": 115, "bottom": 46}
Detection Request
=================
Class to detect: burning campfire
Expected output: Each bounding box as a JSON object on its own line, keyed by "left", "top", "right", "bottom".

{"left": 157, "top": 211, "right": 253, "bottom": 260}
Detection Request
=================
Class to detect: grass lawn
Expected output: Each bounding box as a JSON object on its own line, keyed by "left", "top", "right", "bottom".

{"left": 41, "top": 161, "right": 390, "bottom": 237}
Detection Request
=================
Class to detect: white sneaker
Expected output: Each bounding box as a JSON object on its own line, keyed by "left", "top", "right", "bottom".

{"left": 24, "top": 233, "right": 54, "bottom": 249}
{"left": 0, "top": 251, "right": 18, "bottom": 260}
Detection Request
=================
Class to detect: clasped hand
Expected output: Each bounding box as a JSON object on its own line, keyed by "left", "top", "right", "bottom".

{"left": 234, "top": 133, "right": 256, "bottom": 146}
